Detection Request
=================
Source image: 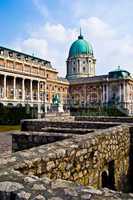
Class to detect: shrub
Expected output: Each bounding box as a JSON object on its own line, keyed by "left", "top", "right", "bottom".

{"left": 0, "top": 106, "right": 37, "bottom": 125}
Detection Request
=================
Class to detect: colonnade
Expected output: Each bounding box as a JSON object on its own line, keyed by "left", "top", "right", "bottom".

{"left": 0, "top": 74, "right": 45, "bottom": 103}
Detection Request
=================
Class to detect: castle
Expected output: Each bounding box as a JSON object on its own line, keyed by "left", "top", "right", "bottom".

{"left": 0, "top": 30, "right": 133, "bottom": 116}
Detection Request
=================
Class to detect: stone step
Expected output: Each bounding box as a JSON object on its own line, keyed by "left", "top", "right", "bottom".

{"left": 41, "top": 127, "right": 94, "bottom": 134}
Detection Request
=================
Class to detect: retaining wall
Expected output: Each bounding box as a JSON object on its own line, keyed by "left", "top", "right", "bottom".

{"left": 21, "top": 120, "right": 118, "bottom": 132}
{"left": 15, "top": 125, "right": 130, "bottom": 191}
{"left": 75, "top": 116, "right": 133, "bottom": 123}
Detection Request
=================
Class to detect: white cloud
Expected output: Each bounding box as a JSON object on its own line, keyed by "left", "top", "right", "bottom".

{"left": 12, "top": 17, "right": 133, "bottom": 77}
{"left": 32, "top": 0, "right": 49, "bottom": 18}
{"left": 11, "top": 23, "right": 78, "bottom": 76}
{"left": 80, "top": 17, "right": 133, "bottom": 74}
{"left": 80, "top": 17, "right": 116, "bottom": 40}
{"left": 21, "top": 38, "right": 48, "bottom": 57}
{"left": 31, "top": 23, "right": 76, "bottom": 45}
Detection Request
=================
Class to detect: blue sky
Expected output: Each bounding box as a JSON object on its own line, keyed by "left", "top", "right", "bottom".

{"left": 0, "top": 0, "right": 133, "bottom": 76}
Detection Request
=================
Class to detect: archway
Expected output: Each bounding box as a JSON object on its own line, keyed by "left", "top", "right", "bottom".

{"left": 101, "top": 160, "right": 115, "bottom": 190}
{"left": 7, "top": 103, "right": 14, "bottom": 108}
{"left": 108, "top": 160, "right": 115, "bottom": 190}
{"left": 102, "top": 171, "right": 108, "bottom": 188}
{"left": 16, "top": 103, "right": 22, "bottom": 108}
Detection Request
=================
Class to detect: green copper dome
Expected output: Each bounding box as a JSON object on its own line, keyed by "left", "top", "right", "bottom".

{"left": 109, "top": 66, "right": 130, "bottom": 79}
{"left": 69, "top": 33, "right": 93, "bottom": 58}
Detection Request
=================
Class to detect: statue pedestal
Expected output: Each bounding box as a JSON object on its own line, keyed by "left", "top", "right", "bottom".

{"left": 51, "top": 104, "right": 64, "bottom": 113}
{"left": 58, "top": 104, "right": 64, "bottom": 113}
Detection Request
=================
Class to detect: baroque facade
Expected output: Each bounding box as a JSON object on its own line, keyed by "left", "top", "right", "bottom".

{"left": 0, "top": 30, "right": 133, "bottom": 116}
{"left": 67, "top": 32, "right": 133, "bottom": 116}
{"left": 0, "top": 46, "right": 69, "bottom": 114}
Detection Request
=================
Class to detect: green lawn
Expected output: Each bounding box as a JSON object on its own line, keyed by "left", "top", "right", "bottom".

{"left": 0, "top": 125, "right": 20, "bottom": 132}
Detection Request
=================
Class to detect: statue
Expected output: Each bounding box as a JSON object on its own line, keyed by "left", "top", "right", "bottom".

{"left": 52, "top": 94, "right": 64, "bottom": 113}
{"left": 52, "top": 94, "right": 60, "bottom": 106}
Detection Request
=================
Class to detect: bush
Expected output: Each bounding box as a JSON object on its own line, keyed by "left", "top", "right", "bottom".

{"left": 0, "top": 106, "right": 37, "bottom": 125}
{"left": 70, "top": 105, "right": 126, "bottom": 117}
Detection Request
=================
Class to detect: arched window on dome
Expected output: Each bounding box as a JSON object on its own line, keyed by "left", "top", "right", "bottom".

{"left": 86, "top": 58, "right": 89, "bottom": 64}
{"left": 83, "top": 67, "right": 86, "bottom": 73}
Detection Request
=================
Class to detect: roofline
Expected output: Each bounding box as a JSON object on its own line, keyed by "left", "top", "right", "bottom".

{"left": 0, "top": 46, "right": 51, "bottom": 64}
{"left": 46, "top": 68, "right": 58, "bottom": 73}
{"left": 68, "top": 75, "right": 133, "bottom": 85}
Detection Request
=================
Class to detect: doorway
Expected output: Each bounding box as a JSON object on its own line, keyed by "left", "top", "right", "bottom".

{"left": 102, "top": 171, "right": 108, "bottom": 188}
{"left": 101, "top": 160, "right": 115, "bottom": 190}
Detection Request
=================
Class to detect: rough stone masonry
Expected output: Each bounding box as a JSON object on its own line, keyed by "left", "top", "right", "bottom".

{"left": 0, "top": 116, "right": 132, "bottom": 199}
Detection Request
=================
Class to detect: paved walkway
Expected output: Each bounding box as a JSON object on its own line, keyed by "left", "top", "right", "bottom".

{"left": 0, "top": 132, "right": 12, "bottom": 157}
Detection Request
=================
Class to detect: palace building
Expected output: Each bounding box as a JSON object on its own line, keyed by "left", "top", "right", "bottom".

{"left": 67, "top": 31, "right": 133, "bottom": 116}
{"left": 0, "top": 30, "right": 133, "bottom": 116}
{"left": 0, "top": 46, "right": 69, "bottom": 115}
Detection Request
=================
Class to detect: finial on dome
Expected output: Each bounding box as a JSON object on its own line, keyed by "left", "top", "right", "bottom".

{"left": 117, "top": 66, "right": 121, "bottom": 71}
{"left": 80, "top": 27, "right": 82, "bottom": 35}
{"left": 78, "top": 27, "right": 84, "bottom": 39}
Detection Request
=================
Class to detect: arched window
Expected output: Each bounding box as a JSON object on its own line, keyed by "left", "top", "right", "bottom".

{"left": 102, "top": 171, "right": 108, "bottom": 188}
{"left": 102, "top": 160, "right": 115, "bottom": 190}
{"left": 73, "top": 67, "right": 76, "bottom": 73}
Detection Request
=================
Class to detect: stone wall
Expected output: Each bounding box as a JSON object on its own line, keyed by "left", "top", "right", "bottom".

{"left": 12, "top": 132, "right": 70, "bottom": 152}
{"left": 0, "top": 121, "right": 131, "bottom": 199}
{"left": 128, "top": 126, "right": 133, "bottom": 191}
{"left": 14, "top": 125, "right": 130, "bottom": 191}
{"left": 21, "top": 120, "right": 118, "bottom": 132}
{"left": 75, "top": 116, "right": 133, "bottom": 123}
{"left": 0, "top": 175, "right": 132, "bottom": 200}
{"left": 45, "top": 112, "right": 72, "bottom": 119}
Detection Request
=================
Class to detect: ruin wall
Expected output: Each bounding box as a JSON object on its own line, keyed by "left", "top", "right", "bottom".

{"left": 14, "top": 125, "right": 130, "bottom": 191}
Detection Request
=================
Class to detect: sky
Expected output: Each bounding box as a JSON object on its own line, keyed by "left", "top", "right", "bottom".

{"left": 0, "top": 0, "right": 133, "bottom": 76}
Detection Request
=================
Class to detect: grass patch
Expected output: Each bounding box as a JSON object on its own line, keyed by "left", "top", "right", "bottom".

{"left": 0, "top": 125, "right": 20, "bottom": 132}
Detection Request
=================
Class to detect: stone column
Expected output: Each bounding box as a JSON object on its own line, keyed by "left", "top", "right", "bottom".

{"left": 38, "top": 81, "right": 40, "bottom": 102}
{"left": 126, "top": 83, "right": 130, "bottom": 111}
{"left": 38, "top": 104, "right": 42, "bottom": 119}
{"left": 13, "top": 77, "right": 16, "bottom": 100}
{"left": 123, "top": 81, "right": 128, "bottom": 109}
{"left": 123, "top": 82, "right": 126, "bottom": 107}
{"left": 106, "top": 84, "right": 109, "bottom": 103}
{"left": 4, "top": 75, "right": 7, "bottom": 99}
{"left": 119, "top": 84, "right": 121, "bottom": 103}
{"left": 44, "top": 82, "right": 47, "bottom": 113}
{"left": 30, "top": 79, "right": 33, "bottom": 102}
{"left": 22, "top": 78, "right": 25, "bottom": 101}
{"left": 102, "top": 85, "right": 105, "bottom": 103}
